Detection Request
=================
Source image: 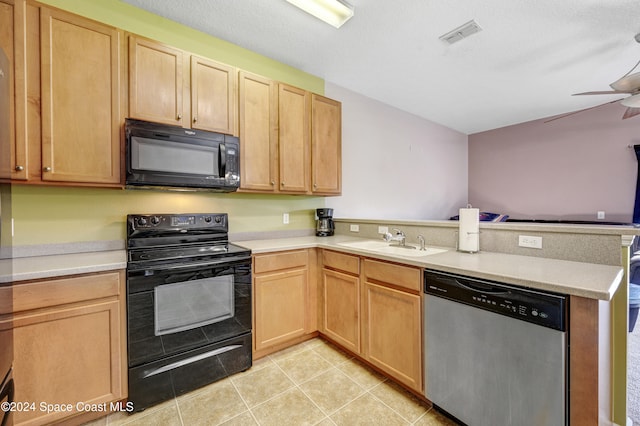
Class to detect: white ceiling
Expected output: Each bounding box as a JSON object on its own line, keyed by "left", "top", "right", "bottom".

{"left": 120, "top": 0, "right": 640, "bottom": 134}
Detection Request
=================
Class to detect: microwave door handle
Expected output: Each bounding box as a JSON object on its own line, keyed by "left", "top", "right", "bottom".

{"left": 219, "top": 143, "right": 226, "bottom": 177}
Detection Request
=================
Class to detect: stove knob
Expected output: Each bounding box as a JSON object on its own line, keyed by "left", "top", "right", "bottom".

{"left": 204, "top": 216, "right": 212, "bottom": 223}
{"left": 150, "top": 216, "right": 160, "bottom": 225}
{"left": 138, "top": 217, "right": 147, "bottom": 226}
{"left": 214, "top": 216, "right": 222, "bottom": 223}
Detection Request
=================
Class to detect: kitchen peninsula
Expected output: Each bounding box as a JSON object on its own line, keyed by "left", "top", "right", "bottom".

{"left": 3, "top": 217, "right": 632, "bottom": 425}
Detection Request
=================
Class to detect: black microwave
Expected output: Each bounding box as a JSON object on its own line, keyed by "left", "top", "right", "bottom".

{"left": 125, "top": 118, "right": 240, "bottom": 191}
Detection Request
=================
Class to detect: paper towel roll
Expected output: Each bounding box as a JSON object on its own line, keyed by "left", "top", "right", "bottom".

{"left": 458, "top": 207, "right": 480, "bottom": 252}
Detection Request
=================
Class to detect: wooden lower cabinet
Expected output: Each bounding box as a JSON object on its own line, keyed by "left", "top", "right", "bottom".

{"left": 362, "top": 259, "right": 423, "bottom": 393}
{"left": 320, "top": 251, "right": 423, "bottom": 394}
{"left": 362, "top": 281, "right": 422, "bottom": 392}
{"left": 252, "top": 249, "right": 317, "bottom": 358}
{"left": 6, "top": 270, "right": 126, "bottom": 426}
{"left": 321, "top": 250, "right": 360, "bottom": 353}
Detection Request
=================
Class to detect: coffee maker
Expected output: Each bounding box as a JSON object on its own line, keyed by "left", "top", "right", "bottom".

{"left": 316, "top": 208, "right": 335, "bottom": 237}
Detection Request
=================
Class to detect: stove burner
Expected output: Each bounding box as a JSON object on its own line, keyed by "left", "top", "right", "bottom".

{"left": 198, "top": 246, "right": 227, "bottom": 253}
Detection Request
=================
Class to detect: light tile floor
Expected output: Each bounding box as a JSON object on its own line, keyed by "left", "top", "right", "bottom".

{"left": 84, "top": 338, "right": 458, "bottom": 426}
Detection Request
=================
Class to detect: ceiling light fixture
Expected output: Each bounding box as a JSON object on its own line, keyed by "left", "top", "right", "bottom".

{"left": 621, "top": 93, "right": 640, "bottom": 108}
{"left": 439, "top": 20, "right": 482, "bottom": 44}
{"left": 286, "top": 0, "right": 354, "bottom": 28}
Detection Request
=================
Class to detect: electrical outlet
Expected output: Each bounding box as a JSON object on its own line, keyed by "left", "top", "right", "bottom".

{"left": 350, "top": 224, "right": 360, "bottom": 232}
{"left": 283, "top": 213, "right": 289, "bottom": 224}
{"left": 378, "top": 226, "right": 389, "bottom": 234}
{"left": 597, "top": 211, "right": 605, "bottom": 220}
{"left": 518, "top": 235, "right": 542, "bottom": 249}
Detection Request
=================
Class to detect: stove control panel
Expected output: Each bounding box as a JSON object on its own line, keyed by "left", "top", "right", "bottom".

{"left": 128, "top": 213, "right": 228, "bottom": 232}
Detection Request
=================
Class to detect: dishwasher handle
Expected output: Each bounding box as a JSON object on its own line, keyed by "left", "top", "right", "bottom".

{"left": 453, "top": 277, "right": 510, "bottom": 295}
{"left": 427, "top": 271, "right": 511, "bottom": 296}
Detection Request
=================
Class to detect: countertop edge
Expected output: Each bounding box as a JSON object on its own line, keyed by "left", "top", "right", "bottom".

{"left": 238, "top": 236, "right": 623, "bottom": 301}
{"left": 1, "top": 250, "right": 127, "bottom": 284}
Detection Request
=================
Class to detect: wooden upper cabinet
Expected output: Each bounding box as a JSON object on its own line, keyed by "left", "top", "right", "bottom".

{"left": 238, "top": 76, "right": 342, "bottom": 196}
{"left": 129, "top": 36, "right": 186, "bottom": 126}
{"left": 129, "top": 36, "right": 237, "bottom": 134}
{"left": 191, "top": 55, "right": 236, "bottom": 134}
{"left": 0, "top": 0, "right": 27, "bottom": 181}
{"left": 311, "top": 94, "right": 342, "bottom": 195}
{"left": 278, "top": 83, "right": 310, "bottom": 193}
{"left": 238, "top": 71, "right": 278, "bottom": 192}
{"left": 39, "top": 7, "right": 123, "bottom": 184}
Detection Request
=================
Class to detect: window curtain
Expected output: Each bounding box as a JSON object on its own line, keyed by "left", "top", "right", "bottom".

{"left": 634, "top": 145, "right": 640, "bottom": 223}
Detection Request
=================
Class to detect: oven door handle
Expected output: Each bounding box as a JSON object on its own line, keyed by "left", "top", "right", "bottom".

{"left": 128, "top": 255, "right": 250, "bottom": 273}
{"left": 142, "top": 345, "right": 242, "bottom": 378}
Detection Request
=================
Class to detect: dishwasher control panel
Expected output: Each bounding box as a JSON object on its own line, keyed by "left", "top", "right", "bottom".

{"left": 424, "top": 269, "right": 567, "bottom": 331}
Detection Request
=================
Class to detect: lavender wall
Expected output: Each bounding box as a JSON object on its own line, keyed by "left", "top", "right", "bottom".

{"left": 324, "top": 82, "right": 468, "bottom": 220}
{"left": 468, "top": 102, "right": 640, "bottom": 222}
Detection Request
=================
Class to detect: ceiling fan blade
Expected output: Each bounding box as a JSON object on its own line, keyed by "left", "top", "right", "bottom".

{"left": 544, "top": 99, "right": 622, "bottom": 123}
{"left": 622, "top": 107, "right": 640, "bottom": 119}
{"left": 572, "top": 90, "right": 628, "bottom": 96}
{"left": 610, "top": 71, "right": 640, "bottom": 92}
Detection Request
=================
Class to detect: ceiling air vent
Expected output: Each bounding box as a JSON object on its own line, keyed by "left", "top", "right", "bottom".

{"left": 439, "top": 20, "right": 482, "bottom": 44}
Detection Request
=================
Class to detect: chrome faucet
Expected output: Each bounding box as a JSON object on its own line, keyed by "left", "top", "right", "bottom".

{"left": 417, "top": 235, "right": 426, "bottom": 251}
{"left": 383, "top": 228, "right": 407, "bottom": 246}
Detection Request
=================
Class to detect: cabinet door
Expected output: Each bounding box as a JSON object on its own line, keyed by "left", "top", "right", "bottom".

{"left": 0, "top": 0, "right": 27, "bottom": 181}
{"left": 191, "top": 55, "right": 236, "bottom": 135}
{"left": 363, "top": 281, "right": 423, "bottom": 392}
{"left": 322, "top": 268, "right": 360, "bottom": 353}
{"left": 278, "top": 84, "right": 309, "bottom": 193}
{"left": 12, "top": 299, "right": 124, "bottom": 425}
{"left": 129, "top": 36, "right": 186, "bottom": 126}
{"left": 238, "top": 71, "right": 277, "bottom": 192}
{"left": 311, "top": 94, "right": 341, "bottom": 195}
{"left": 40, "top": 8, "right": 122, "bottom": 184}
{"left": 254, "top": 268, "right": 308, "bottom": 351}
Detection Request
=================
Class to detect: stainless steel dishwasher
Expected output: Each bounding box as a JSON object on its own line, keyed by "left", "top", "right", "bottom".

{"left": 424, "top": 269, "right": 567, "bottom": 426}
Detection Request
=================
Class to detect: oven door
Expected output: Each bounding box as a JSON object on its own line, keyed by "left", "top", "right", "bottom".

{"left": 126, "top": 256, "right": 251, "bottom": 367}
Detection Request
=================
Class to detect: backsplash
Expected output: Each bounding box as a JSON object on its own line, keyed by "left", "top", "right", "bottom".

{"left": 10, "top": 185, "right": 321, "bottom": 246}
{"left": 334, "top": 218, "right": 629, "bottom": 266}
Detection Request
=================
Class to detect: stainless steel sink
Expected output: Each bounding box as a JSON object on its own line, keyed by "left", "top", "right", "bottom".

{"left": 337, "top": 240, "right": 448, "bottom": 257}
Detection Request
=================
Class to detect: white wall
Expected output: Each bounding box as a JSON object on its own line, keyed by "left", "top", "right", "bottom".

{"left": 324, "top": 82, "right": 468, "bottom": 220}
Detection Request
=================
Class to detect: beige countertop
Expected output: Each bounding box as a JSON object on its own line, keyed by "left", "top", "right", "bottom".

{"left": 0, "top": 250, "right": 127, "bottom": 283}
{"left": 236, "top": 235, "right": 624, "bottom": 301}
{"left": 1, "top": 235, "right": 624, "bottom": 301}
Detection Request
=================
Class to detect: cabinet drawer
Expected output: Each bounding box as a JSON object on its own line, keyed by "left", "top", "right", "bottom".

{"left": 254, "top": 249, "right": 308, "bottom": 273}
{"left": 8, "top": 271, "right": 122, "bottom": 313}
{"left": 323, "top": 250, "right": 359, "bottom": 275}
{"left": 363, "top": 259, "right": 421, "bottom": 292}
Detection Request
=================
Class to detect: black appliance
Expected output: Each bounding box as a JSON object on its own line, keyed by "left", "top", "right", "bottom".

{"left": 126, "top": 213, "right": 252, "bottom": 412}
{"left": 0, "top": 47, "right": 14, "bottom": 426}
{"left": 125, "top": 119, "right": 240, "bottom": 192}
{"left": 316, "top": 208, "right": 334, "bottom": 236}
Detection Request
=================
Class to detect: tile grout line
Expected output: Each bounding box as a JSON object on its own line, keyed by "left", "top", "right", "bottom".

{"left": 365, "top": 387, "right": 415, "bottom": 425}
{"left": 227, "top": 378, "right": 261, "bottom": 426}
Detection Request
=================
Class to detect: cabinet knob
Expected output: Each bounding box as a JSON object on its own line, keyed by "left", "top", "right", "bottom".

{"left": 270, "top": 181, "right": 275, "bottom": 186}
{"left": 313, "top": 183, "right": 317, "bottom": 188}
{"left": 193, "top": 116, "right": 197, "bottom": 123}
{"left": 176, "top": 114, "right": 182, "bottom": 120}
{"left": 281, "top": 182, "right": 285, "bottom": 186}
{"left": 43, "top": 167, "right": 52, "bottom": 172}
{"left": 15, "top": 165, "right": 24, "bottom": 172}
